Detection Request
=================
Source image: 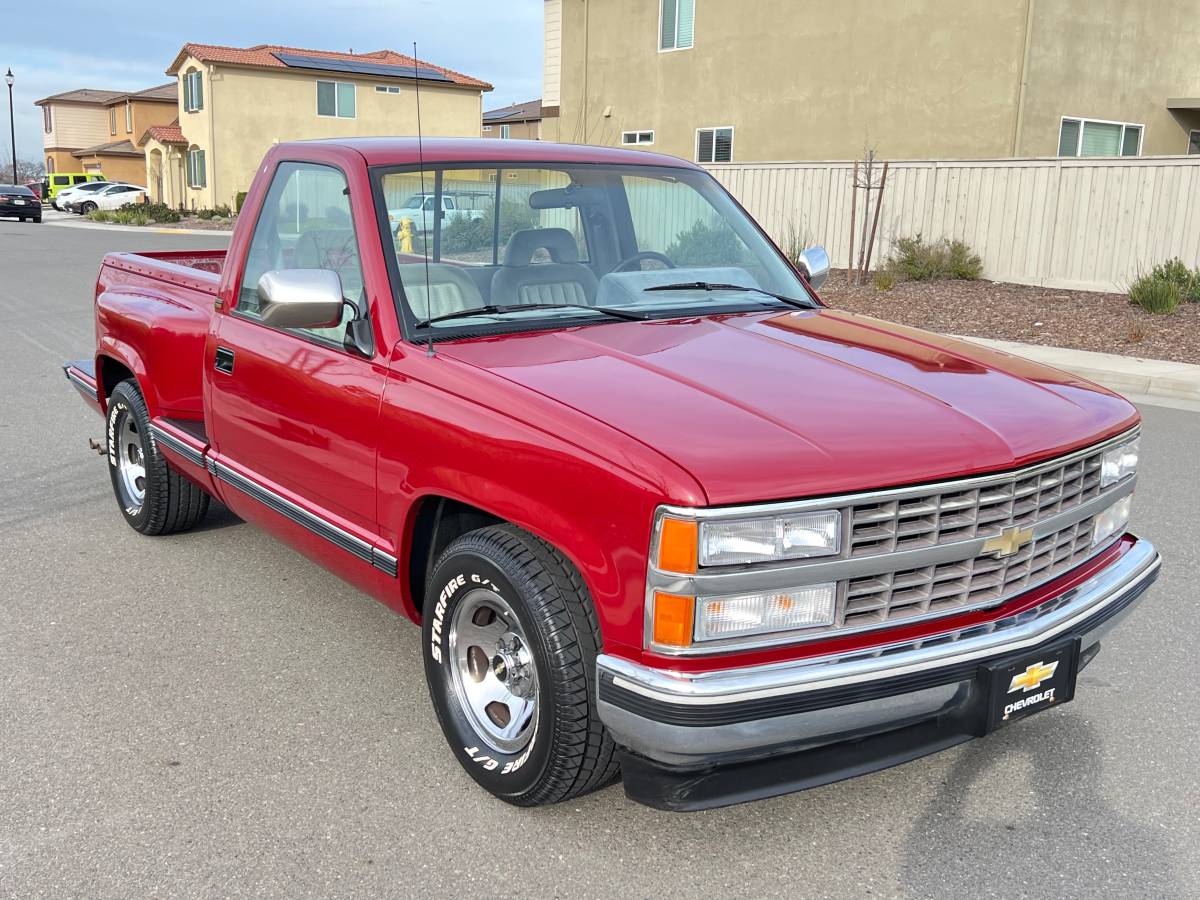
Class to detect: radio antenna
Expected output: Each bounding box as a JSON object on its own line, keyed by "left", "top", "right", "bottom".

{"left": 413, "top": 41, "right": 434, "bottom": 357}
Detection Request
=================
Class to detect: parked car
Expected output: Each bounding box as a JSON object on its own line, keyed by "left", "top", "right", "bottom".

{"left": 55, "top": 180, "right": 112, "bottom": 212}
{"left": 387, "top": 191, "right": 487, "bottom": 235}
{"left": 71, "top": 183, "right": 147, "bottom": 214}
{"left": 24, "top": 181, "right": 43, "bottom": 200}
{"left": 44, "top": 172, "right": 106, "bottom": 207}
{"left": 63, "top": 138, "right": 1160, "bottom": 811}
{"left": 0, "top": 184, "right": 42, "bottom": 222}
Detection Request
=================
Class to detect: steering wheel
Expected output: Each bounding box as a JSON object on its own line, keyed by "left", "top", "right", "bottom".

{"left": 611, "top": 251, "right": 676, "bottom": 273}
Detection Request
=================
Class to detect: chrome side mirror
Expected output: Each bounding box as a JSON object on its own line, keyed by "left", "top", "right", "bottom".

{"left": 257, "top": 269, "right": 344, "bottom": 329}
{"left": 795, "top": 246, "right": 831, "bottom": 291}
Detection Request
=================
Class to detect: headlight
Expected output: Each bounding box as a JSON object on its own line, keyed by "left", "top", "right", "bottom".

{"left": 698, "top": 510, "right": 841, "bottom": 566}
{"left": 694, "top": 584, "right": 836, "bottom": 641}
{"left": 1101, "top": 438, "right": 1139, "bottom": 488}
{"left": 1093, "top": 495, "right": 1133, "bottom": 546}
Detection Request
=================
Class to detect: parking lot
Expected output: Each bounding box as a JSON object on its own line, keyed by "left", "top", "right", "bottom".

{"left": 1, "top": 219, "right": 1198, "bottom": 899}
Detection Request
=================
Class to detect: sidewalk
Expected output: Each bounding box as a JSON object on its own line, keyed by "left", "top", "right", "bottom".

{"left": 42, "top": 212, "right": 231, "bottom": 238}
{"left": 955, "top": 334, "right": 1200, "bottom": 410}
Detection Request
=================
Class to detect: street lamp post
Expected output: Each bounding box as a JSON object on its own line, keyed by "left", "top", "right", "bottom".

{"left": 5, "top": 69, "right": 15, "bottom": 186}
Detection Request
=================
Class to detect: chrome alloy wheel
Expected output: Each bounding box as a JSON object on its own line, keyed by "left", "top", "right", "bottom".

{"left": 448, "top": 588, "right": 540, "bottom": 754}
{"left": 114, "top": 408, "right": 147, "bottom": 510}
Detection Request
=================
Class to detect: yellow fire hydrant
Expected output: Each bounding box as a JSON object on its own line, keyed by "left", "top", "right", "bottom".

{"left": 397, "top": 217, "right": 415, "bottom": 254}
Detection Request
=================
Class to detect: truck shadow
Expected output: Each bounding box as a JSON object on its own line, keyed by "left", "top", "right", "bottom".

{"left": 189, "top": 500, "right": 245, "bottom": 533}
{"left": 901, "top": 713, "right": 1182, "bottom": 899}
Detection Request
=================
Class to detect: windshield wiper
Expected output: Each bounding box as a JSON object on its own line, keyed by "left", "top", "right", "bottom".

{"left": 643, "top": 281, "right": 814, "bottom": 311}
{"left": 414, "top": 302, "right": 644, "bottom": 329}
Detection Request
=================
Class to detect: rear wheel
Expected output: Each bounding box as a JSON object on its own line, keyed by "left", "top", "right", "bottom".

{"left": 423, "top": 525, "right": 618, "bottom": 806}
{"left": 106, "top": 379, "right": 210, "bottom": 535}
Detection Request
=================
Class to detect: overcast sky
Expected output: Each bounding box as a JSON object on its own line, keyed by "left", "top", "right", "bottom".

{"left": 0, "top": 0, "right": 543, "bottom": 169}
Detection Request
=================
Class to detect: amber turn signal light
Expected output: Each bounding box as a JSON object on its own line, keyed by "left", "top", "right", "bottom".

{"left": 652, "top": 592, "right": 695, "bottom": 647}
{"left": 656, "top": 517, "right": 698, "bottom": 574}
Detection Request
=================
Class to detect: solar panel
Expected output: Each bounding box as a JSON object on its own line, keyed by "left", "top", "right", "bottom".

{"left": 273, "top": 52, "right": 452, "bottom": 83}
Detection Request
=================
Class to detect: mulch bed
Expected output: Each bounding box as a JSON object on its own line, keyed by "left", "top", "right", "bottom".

{"left": 820, "top": 272, "right": 1200, "bottom": 366}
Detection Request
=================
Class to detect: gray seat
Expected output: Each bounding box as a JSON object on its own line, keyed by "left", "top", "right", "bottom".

{"left": 397, "top": 263, "right": 486, "bottom": 320}
{"left": 491, "top": 228, "right": 598, "bottom": 307}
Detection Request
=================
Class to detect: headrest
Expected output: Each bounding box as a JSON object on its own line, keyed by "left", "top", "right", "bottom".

{"left": 503, "top": 228, "right": 580, "bottom": 267}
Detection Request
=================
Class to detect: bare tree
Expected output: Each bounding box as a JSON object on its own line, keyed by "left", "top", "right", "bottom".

{"left": 0, "top": 156, "right": 45, "bottom": 183}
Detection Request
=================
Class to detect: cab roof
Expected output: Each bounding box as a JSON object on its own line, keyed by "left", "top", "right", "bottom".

{"left": 277, "top": 137, "right": 703, "bottom": 171}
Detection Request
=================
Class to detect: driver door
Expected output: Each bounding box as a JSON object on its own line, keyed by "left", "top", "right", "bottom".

{"left": 207, "top": 160, "right": 387, "bottom": 545}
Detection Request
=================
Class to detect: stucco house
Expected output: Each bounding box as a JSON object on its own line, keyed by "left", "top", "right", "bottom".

{"left": 140, "top": 43, "right": 492, "bottom": 210}
{"left": 482, "top": 99, "right": 544, "bottom": 139}
{"left": 35, "top": 84, "right": 178, "bottom": 180}
{"left": 543, "top": 0, "right": 1200, "bottom": 162}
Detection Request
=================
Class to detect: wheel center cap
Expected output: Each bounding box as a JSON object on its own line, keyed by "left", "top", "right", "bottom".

{"left": 491, "top": 654, "right": 509, "bottom": 681}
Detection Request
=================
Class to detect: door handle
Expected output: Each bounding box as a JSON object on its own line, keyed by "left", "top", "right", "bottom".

{"left": 214, "top": 347, "right": 235, "bottom": 374}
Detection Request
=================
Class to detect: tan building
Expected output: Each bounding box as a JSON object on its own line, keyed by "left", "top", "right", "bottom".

{"left": 143, "top": 43, "right": 492, "bottom": 209}
{"left": 482, "top": 100, "right": 544, "bottom": 139}
{"left": 545, "top": 0, "right": 1200, "bottom": 162}
{"left": 36, "top": 84, "right": 178, "bottom": 180}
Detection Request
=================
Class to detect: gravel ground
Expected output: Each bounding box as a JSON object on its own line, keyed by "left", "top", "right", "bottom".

{"left": 822, "top": 273, "right": 1200, "bottom": 365}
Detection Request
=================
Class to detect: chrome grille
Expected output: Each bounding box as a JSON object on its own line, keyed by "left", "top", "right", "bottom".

{"left": 848, "top": 448, "right": 1104, "bottom": 557}
{"left": 842, "top": 516, "right": 1097, "bottom": 628}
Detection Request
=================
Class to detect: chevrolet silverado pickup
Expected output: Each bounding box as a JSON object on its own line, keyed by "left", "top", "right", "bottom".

{"left": 64, "top": 138, "right": 1160, "bottom": 810}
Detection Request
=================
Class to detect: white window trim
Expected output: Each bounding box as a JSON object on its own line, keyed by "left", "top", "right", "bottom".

{"left": 500, "top": 124, "right": 511, "bottom": 138}
{"left": 375, "top": 85, "right": 400, "bottom": 94}
{"left": 186, "top": 147, "right": 206, "bottom": 189}
{"left": 658, "top": 0, "right": 696, "bottom": 53}
{"left": 1058, "top": 115, "right": 1144, "bottom": 157}
{"left": 622, "top": 130, "right": 656, "bottom": 145}
{"left": 695, "top": 125, "right": 735, "bottom": 163}
{"left": 482, "top": 124, "right": 493, "bottom": 132}
{"left": 43, "top": 106, "right": 52, "bottom": 133}
{"left": 183, "top": 70, "right": 203, "bottom": 114}
{"left": 316, "top": 80, "right": 357, "bottom": 118}
{"left": 125, "top": 101, "right": 132, "bottom": 133}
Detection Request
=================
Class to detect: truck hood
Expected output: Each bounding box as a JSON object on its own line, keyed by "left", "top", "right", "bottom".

{"left": 439, "top": 309, "right": 1138, "bottom": 505}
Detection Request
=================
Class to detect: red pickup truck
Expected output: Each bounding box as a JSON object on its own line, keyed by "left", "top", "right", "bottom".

{"left": 65, "top": 138, "right": 1160, "bottom": 810}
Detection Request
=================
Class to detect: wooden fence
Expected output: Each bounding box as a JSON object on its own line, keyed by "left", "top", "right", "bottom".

{"left": 707, "top": 156, "right": 1200, "bottom": 293}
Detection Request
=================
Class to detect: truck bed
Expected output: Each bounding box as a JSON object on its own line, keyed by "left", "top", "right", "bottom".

{"left": 102, "top": 249, "right": 226, "bottom": 294}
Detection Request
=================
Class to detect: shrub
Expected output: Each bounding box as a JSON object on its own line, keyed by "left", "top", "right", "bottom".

{"left": 887, "top": 234, "right": 983, "bottom": 281}
{"left": 873, "top": 270, "right": 896, "bottom": 291}
{"left": 1128, "top": 273, "right": 1181, "bottom": 315}
{"left": 1148, "top": 257, "right": 1200, "bottom": 303}
{"left": 124, "top": 201, "right": 180, "bottom": 223}
{"left": 442, "top": 214, "right": 491, "bottom": 253}
{"left": 781, "top": 221, "right": 818, "bottom": 270}
{"left": 213, "top": 203, "right": 233, "bottom": 219}
{"left": 665, "top": 219, "right": 752, "bottom": 268}
{"left": 235, "top": 191, "right": 248, "bottom": 213}
{"left": 86, "top": 209, "right": 114, "bottom": 223}
{"left": 196, "top": 208, "right": 215, "bottom": 220}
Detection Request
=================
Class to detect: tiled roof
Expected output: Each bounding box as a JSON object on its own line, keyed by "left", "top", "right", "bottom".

{"left": 483, "top": 99, "right": 543, "bottom": 124}
{"left": 139, "top": 120, "right": 187, "bottom": 147}
{"left": 167, "top": 43, "right": 492, "bottom": 90}
{"left": 34, "top": 88, "right": 125, "bottom": 107}
{"left": 73, "top": 140, "right": 143, "bottom": 158}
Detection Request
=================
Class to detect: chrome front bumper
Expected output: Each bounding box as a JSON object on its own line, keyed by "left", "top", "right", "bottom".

{"left": 598, "top": 536, "right": 1160, "bottom": 806}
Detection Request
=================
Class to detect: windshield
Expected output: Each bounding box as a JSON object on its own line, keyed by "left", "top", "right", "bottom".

{"left": 374, "top": 163, "right": 814, "bottom": 335}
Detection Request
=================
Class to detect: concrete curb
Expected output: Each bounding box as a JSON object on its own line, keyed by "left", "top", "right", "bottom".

{"left": 43, "top": 217, "right": 232, "bottom": 237}
{"left": 953, "top": 334, "right": 1200, "bottom": 405}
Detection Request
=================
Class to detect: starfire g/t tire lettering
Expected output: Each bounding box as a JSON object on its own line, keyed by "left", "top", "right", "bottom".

{"left": 422, "top": 525, "right": 619, "bottom": 806}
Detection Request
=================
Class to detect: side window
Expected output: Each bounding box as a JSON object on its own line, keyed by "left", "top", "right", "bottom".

{"left": 72, "top": 175, "right": 88, "bottom": 185}
{"left": 53, "top": 176, "right": 69, "bottom": 186}
{"left": 236, "top": 161, "right": 364, "bottom": 347}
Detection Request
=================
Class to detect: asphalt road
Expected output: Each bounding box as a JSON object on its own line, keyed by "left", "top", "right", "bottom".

{"left": 1, "top": 218, "right": 1198, "bottom": 900}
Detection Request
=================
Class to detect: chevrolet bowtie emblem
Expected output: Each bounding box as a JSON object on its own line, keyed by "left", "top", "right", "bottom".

{"left": 981, "top": 524, "right": 1034, "bottom": 558}
{"left": 1008, "top": 660, "right": 1059, "bottom": 693}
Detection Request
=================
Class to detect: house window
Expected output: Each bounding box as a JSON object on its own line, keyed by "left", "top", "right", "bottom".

{"left": 375, "top": 85, "right": 400, "bottom": 94}
{"left": 317, "top": 80, "right": 356, "bottom": 118}
{"left": 696, "top": 126, "right": 733, "bottom": 163}
{"left": 482, "top": 125, "right": 493, "bottom": 133}
{"left": 1058, "top": 117, "right": 1142, "bottom": 157}
{"left": 500, "top": 124, "right": 511, "bottom": 138}
{"left": 43, "top": 106, "right": 52, "bottom": 133}
{"left": 109, "top": 106, "right": 117, "bottom": 135}
{"left": 660, "top": 0, "right": 695, "bottom": 51}
{"left": 186, "top": 146, "right": 206, "bottom": 189}
{"left": 125, "top": 101, "right": 132, "bottom": 133}
{"left": 1189, "top": 130, "right": 1200, "bottom": 155}
{"left": 622, "top": 130, "right": 655, "bottom": 145}
{"left": 46, "top": 157, "right": 54, "bottom": 173}
{"left": 183, "top": 69, "right": 203, "bottom": 113}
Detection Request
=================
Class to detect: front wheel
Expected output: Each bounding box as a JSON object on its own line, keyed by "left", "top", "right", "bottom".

{"left": 106, "top": 379, "right": 210, "bottom": 535}
{"left": 422, "top": 525, "right": 618, "bottom": 806}
{"left": 81, "top": 201, "right": 96, "bottom": 214}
